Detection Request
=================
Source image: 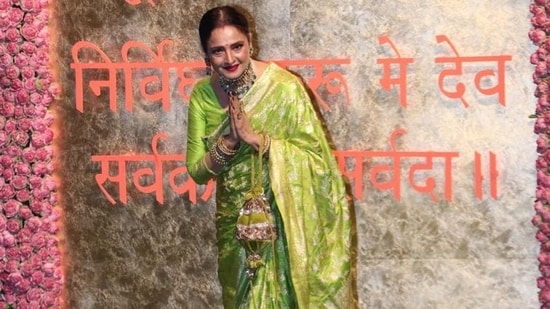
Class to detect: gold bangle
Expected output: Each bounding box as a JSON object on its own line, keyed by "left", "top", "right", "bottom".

{"left": 217, "top": 136, "right": 238, "bottom": 155}
{"left": 209, "top": 145, "right": 229, "bottom": 166}
{"left": 202, "top": 156, "right": 219, "bottom": 176}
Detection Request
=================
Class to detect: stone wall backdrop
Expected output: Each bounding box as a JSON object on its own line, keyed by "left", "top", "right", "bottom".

{"left": 51, "top": 0, "right": 537, "bottom": 308}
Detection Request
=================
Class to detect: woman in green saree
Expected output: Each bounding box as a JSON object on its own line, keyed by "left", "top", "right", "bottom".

{"left": 186, "top": 6, "right": 353, "bottom": 308}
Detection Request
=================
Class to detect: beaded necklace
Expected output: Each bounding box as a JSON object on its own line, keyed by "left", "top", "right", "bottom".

{"left": 218, "top": 62, "right": 256, "bottom": 99}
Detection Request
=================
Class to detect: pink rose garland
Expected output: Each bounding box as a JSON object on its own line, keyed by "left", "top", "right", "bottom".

{"left": 531, "top": 0, "right": 550, "bottom": 308}
{"left": 0, "top": 0, "right": 63, "bottom": 308}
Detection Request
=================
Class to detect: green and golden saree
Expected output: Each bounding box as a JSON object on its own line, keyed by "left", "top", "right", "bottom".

{"left": 187, "top": 63, "right": 352, "bottom": 308}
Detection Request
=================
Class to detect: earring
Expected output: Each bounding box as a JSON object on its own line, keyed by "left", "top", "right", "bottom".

{"left": 249, "top": 46, "right": 254, "bottom": 57}
{"left": 204, "top": 57, "right": 212, "bottom": 76}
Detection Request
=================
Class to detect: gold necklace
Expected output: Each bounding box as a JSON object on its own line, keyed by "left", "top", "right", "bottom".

{"left": 218, "top": 62, "right": 256, "bottom": 99}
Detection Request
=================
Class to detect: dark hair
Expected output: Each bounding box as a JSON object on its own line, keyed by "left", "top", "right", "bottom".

{"left": 198, "top": 6, "right": 250, "bottom": 53}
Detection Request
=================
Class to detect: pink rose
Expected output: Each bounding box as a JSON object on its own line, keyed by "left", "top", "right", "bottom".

{"left": 538, "top": 135, "right": 549, "bottom": 153}
{"left": 4, "top": 199, "right": 21, "bottom": 217}
{"left": 30, "top": 232, "right": 46, "bottom": 249}
{"left": 537, "top": 230, "right": 548, "bottom": 242}
{"left": 6, "top": 42, "right": 20, "bottom": 55}
{"left": 25, "top": 288, "right": 42, "bottom": 302}
{"left": 30, "top": 132, "right": 45, "bottom": 148}
{"left": 39, "top": 219, "right": 51, "bottom": 233}
{"left": 47, "top": 246, "right": 59, "bottom": 259}
{"left": 11, "top": 175, "right": 28, "bottom": 190}
{"left": 19, "top": 0, "right": 39, "bottom": 12}
{"left": 5, "top": 27, "right": 21, "bottom": 42}
{"left": 11, "top": 130, "right": 29, "bottom": 146}
{"left": 5, "top": 64, "right": 20, "bottom": 79}
{"left": 1, "top": 101, "right": 15, "bottom": 116}
{"left": 3, "top": 167, "right": 14, "bottom": 180}
{"left": 25, "top": 216, "right": 41, "bottom": 233}
{"left": 34, "top": 104, "right": 47, "bottom": 118}
{"left": 42, "top": 277, "right": 55, "bottom": 290}
{"left": 15, "top": 278, "right": 30, "bottom": 292}
{"left": 539, "top": 171, "right": 550, "bottom": 188}
{"left": 5, "top": 258, "right": 19, "bottom": 273}
{"left": 13, "top": 105, "right": 25, "bottom": 118}
{"left": 8, "top": 272, "right": 23, "bottom": 286}
{"left": 20, "top": 42, "right": 36, "bottom": 56}
{"left": 28, "top": 175, "right": 41, "bottom": 188}
{"left": 0, "top": 152, "right": 13, "bottom": 168}
{"left": 537, "top": 117, "right": 548, "bottom": 134}
{"left": 15, "top": 89, "right": 30, "bottom": 104}
{"left": 31, "top": 118, "right": 47, "bottom": 132}
{"left": 29, "top": 92, "right": 42, "bottom": 104}
{"left": 6, "top": 218, "right": 21, "bottom": 234}
{"left": 32, "top": 162, "right": 47, "bottom": 175}
{"left": 23, "top": 103, "right": 36, "bottom": 117}
{"left": 30, "top": 255, "right": 42, "bottom": 270}
{"left": 41, "top": 263, "right": 54, "bottom": 276}
{"left": 5, "top": 145, "right": 21, "bottom": 157}
{"left": 42, "top": 292, "right": 56, "bottom": 306}
{"left": 14, "top": 53, "right": 29, "bottom": 67}
{"left": 28, "top": 301, "right": 41, "bottom": 309}
{"left": 11, "top": 78, "right": 23, "bottom": 90}
{"left": 17, "top": 118, "right": 33, "bottom": 131}
{"left": 40, "top": 92, "right": 54, "bottom": 106}
{"left": 18, "top": 206, "right": 32, "bottom": 220}
{"left": 17, "top": 228, "right": 32, "bottom": 244}
{"left": 3, "top": 89, "right": 16, "bottom": 103}
{"left": 541, "top": 289, "right": 550, "bottom": 303}
{"left": 46, "top": 235, "right": 58, "bottom": 248}
{"left": 532, "top": 52, "right": 542, "bottom": 65}
{"left": 6, "top": 247, "right": 20, "bottom": 260}
{"left": 30, "top": 271, "right": 44, "bottom": 285}
{"left": 540, "top": 252, "right": 550, "bottom": 265}
{"left": 7, "top": 8, "right": 24, "bottom": 26}
{"left": 21, "top": 67, "right": 35, "bottom": 79}
{"left": 49, "top": 192, "right": 57, "bottom": 205}
{"left": 0, "top": 53, "right": 13, "bottom": 66}
{"left": 0, "top": 185, "right": 15, "bottom": 200}
{"left": 36, "top": 146, "right": 52, "bottom": 161}
{"left": 16, "top": 189, "right": 30, "bottom": 202}
{"left": 22, "top": 148, "right": 36, "bottom": 162}
{"left": 19, "top": 245, "right": 32, "bottom": 260}
{"left": 537, "top": 186, "right": 550, "bottom": 201}
{"left": 0, "top": 131, "right": 8, "bottom": 148}
{"left": 23, "top": 78, "right": 37, "bottom": 93}
{"left": 0, "top": 214, "right": 6, "bottom": 230}
{"left": 21, "top": 23, "right": 39, "bottom": 41}
{"left": 0, "top": 0, "right": 11, "bottom": 10}
{"left": 541, "top": 205, "right": 550, "bottom": 223}
{"left": 531, "top": 28, "right": 548, "bottom": 45}
{"left": 533, "top": 13, "right": 549, "bottom": 28}
{"left": 40, "top": 201, "right": 52, "bottom": 217}
{"left": 15, "top": 162, "right": 31, "bottom": 175}
{"left": 29, "top": 200, "right": 42, "bottom": 214}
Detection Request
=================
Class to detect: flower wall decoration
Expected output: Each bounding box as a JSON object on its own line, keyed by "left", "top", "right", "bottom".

{"left": 0, "top": 0, "right": 64, "bottom": 308}
{"left": 531, "top": 0, "right": 550, "bottom": 308}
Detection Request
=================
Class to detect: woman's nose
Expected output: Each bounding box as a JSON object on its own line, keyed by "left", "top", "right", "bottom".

{"left": 225, "top": 51, "right": 234, "bottom": 63}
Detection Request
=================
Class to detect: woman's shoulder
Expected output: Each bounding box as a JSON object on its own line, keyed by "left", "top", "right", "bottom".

{"left": 192, "top": 76, "right": 212, "bottom": 92}
{"left": 262, "top": 62, "right": 302, "bottom": 85}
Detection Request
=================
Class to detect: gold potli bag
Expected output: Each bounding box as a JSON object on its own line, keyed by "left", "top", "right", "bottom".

{"left": 235, "top": 135, "right": 277, "bottom": 279}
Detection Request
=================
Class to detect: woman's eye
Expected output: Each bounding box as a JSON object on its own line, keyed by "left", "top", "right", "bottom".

{"left": 233, "top": 44, "right": 243, "bottom": 51}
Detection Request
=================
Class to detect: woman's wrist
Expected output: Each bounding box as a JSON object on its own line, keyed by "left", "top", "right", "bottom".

{"left": 222, "top": 135, "right": 240, "bottom": 150}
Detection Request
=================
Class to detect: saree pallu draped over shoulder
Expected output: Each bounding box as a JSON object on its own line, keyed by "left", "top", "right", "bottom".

{"left": 186, "top": 63, "right": 353, "bottom": 308}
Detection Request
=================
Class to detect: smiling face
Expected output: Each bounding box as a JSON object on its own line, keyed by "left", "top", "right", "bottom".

{"left": 206, "top": 25, "right": 252, "bottom": 80}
